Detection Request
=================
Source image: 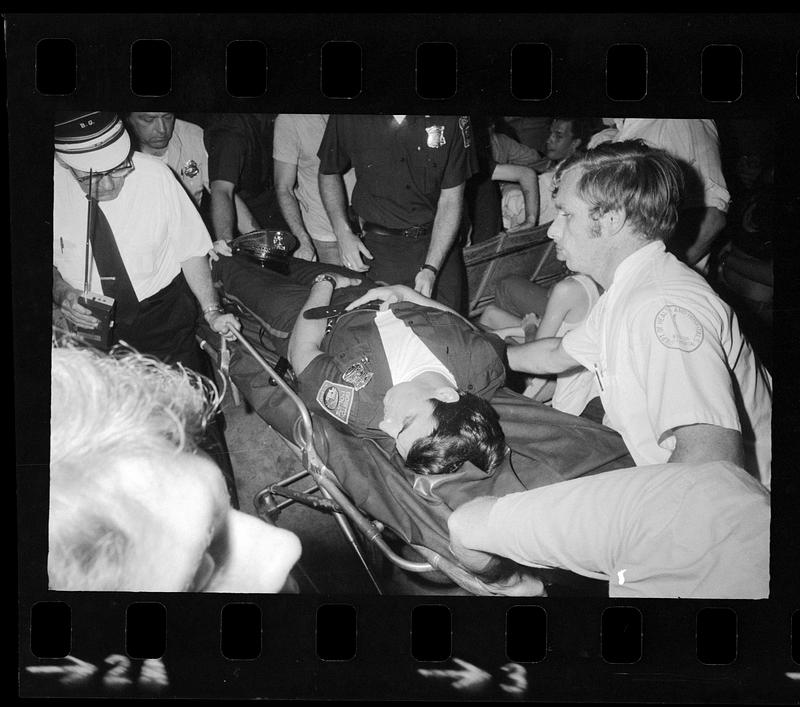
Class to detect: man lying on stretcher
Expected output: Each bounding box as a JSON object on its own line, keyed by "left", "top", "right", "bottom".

{"left": 212, "top": 256, "right": 509, "bottom": 476}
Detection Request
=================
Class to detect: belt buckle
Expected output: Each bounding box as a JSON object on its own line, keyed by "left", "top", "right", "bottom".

{"left": 404, "top": 225, "right": 425, "bottom": 239}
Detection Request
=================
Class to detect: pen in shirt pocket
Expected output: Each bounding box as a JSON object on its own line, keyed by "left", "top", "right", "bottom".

{"left": 60, "top": 237, "right": 64, "bottom": 253}
{"left": 594, "top": 363, "right": 604, "bottom": 391}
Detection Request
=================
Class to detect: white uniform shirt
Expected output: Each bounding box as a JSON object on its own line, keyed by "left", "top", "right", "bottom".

{"left": 562, "top": 241, "right": 772, "bottom": 488}
{"left": 53, "top": 152, "right": 212, "bottom": 301}
{"left": 468, "top": 461, "right": 769, "bottom": 599}
{"left": 614, "top": 118, "right": 730, "bottom": 213}
{"left": 163, "top": 118, "right": 209, "bottom": 206}
{"left": 272, "top": 114, "right": 356, "bottom": 242}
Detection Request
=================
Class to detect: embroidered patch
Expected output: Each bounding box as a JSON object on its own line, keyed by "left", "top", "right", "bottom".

{"left": 316, "top": 380, "right": 354, "bottom": 424}
{"left": 654, "top": 305, "right": 704, "bottom": 352}
{"left": 341, "top": 359, "right": 373, "bottom": 390}
{"left": 425, "top": 125, "right": 446, "bottom": 149}
{"left": 459, "top": 115, "right": 471, "bottom": 148}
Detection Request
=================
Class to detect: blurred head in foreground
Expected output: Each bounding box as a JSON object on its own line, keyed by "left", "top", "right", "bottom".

{"left": 49, "top": 340, "right": 301, "bottom": 592}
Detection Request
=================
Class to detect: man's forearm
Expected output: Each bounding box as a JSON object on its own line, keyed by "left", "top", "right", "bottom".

{"left": 275, "top": 186, "right": 314, "bottom": 250}
{"left": 506, "top": 337, "right": 578, "bottom": 375}
{"left": 685, "top": 207, "right": 726, "bottom": 265}
{"left": 425, "top": 184, "right": 464, "bottom": 269}
{"left": 180, "top": 255, "right": 220, "bottom": 311}
{"left": 209, "top": 181, "right": 239, "bottom": 242}
{"left": 287, "top": 280, "right": 335, "bottom": 374}
{"left": 318, "top": 173, "right": 353, "bottom": 238}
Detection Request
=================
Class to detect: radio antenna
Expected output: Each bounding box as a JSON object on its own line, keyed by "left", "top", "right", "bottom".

{"left": 83, "top": 169, "right": 94, "bottom": 298}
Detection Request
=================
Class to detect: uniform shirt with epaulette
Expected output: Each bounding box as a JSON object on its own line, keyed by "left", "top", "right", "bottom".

{"left": 297, "top": 302, "right": 507, "bottom": 437}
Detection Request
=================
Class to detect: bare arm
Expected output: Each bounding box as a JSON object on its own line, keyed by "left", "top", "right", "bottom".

{"left": 414, "top": 183, "right": 464, "bottom": 297}
{"left": 180, "top": 255, "right": 241, "bottom": 337}
{"left": 684, "top": 207, "right": 727, "bottom": 266}
{"left": 274, "top": 159, "right": 316, "bottom": 261}
{"left": 318, "top": 171, "right": 371, "bottom": 271}
{"left": 233, "top": 193, "right": 259, "bottom": 234}
{"left": 492, "top": 164, "right": 540, "bottom": 232}
{"left": 506, "top": 337, "right": 580, "bottom": 375}
{"left": 287, "top": 272, "right": 363, "bottom": 374}
{"left": 669, "top": 423, "right": 745, "bottom": 466}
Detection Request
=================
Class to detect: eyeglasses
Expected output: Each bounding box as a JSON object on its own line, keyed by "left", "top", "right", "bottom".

{"left": 70, "top": 157, "right": 135, "bottom": 185}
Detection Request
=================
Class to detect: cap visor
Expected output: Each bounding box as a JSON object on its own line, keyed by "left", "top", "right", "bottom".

{"left": 56, "top": 131, "right": 131, "bottom": 173}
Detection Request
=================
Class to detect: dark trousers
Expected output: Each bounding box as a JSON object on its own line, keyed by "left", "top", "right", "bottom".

{"left": 113, "top": 273, "right": 240, "bottom": 508}
{"left": 361, "top": 230, "right": 467, "bottom": 315}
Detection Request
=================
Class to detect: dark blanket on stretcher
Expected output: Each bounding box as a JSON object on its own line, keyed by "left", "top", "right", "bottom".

{"left": 224, "top": 336, "right": 633, "bottom": 561}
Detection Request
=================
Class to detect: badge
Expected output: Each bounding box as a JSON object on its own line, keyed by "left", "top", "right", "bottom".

{"left": 425, "top": 125, "right": 446, "bottom": 149}
{"left": 654, "top": 305, "right": 704, "bottom": 352}
{"left": 181, "top": 159, "right": 199, "bottom": 178}
{"left": 316, "top": 380, "right": 354, "bottom": 424}
{"left": 458, "top": 115, "right": 471, "bottom": 148}
{"left": 341, "top": 358, "right": 373, "bottom": 390}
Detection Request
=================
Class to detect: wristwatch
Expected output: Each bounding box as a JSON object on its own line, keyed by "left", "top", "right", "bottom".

{"left": 313, "top": 273, "right": 337, "bottom": 289}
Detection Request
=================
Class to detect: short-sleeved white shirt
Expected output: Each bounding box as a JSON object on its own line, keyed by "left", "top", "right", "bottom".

{"left": 562, "top": 241, "right": 772, "bottom": 488}
{"left": 162, "top": 118, "right": 209, "bottom": 206}
{"left": 272, "top": 114, "right": 356, "bottom": 242}
{"left": 614, "top": 118, "right": 730, "bottom": 213}
{"left": 53, "top": 152, "right": 212, "bottom": 301}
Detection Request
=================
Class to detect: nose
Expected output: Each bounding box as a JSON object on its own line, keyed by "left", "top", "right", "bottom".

{"left": 547, "top": 218, "right": 560, "bottom": 241}
{"left": 154, "top": 118, "right": 168, "bottom": 136}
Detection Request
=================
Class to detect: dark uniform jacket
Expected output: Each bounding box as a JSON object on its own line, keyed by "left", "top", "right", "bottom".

{"left": 297, "top": 302, "right": 507, "bottom": 436}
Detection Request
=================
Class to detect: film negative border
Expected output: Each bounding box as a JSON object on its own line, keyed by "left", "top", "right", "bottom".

{"left": 10, "top": 11, "right": 800, "bottom": 703}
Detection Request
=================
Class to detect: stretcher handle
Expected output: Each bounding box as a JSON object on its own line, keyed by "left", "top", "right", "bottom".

{"left": 229, "top": 327, "right": 316, "bottom": 446}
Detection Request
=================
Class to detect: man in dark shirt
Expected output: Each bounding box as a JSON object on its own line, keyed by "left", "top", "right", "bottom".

{"left": 317, "top": 114, "right": 476, "bottom": 313}
{"left": 204, "top": 113, "right": 288, "bottom": 251}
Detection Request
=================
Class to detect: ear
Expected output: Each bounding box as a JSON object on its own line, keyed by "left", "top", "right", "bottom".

{"left": 432, "top": 386, "right": 461, "bottom": 404}
{"left": 598, "top": 208, "right": 626, "bottom": 237}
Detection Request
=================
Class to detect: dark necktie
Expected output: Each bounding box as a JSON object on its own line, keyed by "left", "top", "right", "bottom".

{"left": 88, "top": 197, "right": 139, "bottom": 325}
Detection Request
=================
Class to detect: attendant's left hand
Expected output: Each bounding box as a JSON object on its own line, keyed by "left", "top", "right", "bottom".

{"left": 414, "top": 267, "right": 436, "bottom": 297}
{"left": 346, "top": 284, "right": 416, "bottom": 311}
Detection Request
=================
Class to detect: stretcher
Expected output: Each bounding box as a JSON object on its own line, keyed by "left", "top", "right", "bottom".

{"left": 198, "top": 240, "right": 634, "bottom": 595}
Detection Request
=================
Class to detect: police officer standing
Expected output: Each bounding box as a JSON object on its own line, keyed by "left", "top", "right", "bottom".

{"left": 317, "top": 114, "right": 476, "bottom": 314}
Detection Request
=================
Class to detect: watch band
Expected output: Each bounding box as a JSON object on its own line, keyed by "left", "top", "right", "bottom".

{"left": 313, "top": 273, "right": 337, "bottom": 289}
{"left": 419, "top": 263, "right": 438, "bottom": 276}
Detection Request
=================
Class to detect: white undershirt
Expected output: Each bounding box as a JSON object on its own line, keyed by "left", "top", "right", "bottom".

{"left": 374, "top": 309, "right": 456, "bottom": 386}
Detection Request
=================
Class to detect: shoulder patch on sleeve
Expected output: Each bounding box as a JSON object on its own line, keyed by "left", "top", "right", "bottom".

{"left": 316, "top": 380, "right": 355, "bottom": 424}
{"left": 459, "top": 116, "right": 472, "bottom": 148}
{"left": 653, "top": 305, "right": 704, "bottom": 352}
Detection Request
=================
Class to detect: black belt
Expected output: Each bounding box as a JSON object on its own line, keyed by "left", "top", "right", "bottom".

{"left": 361, "top": 221, "right": 432, "bottom": 239}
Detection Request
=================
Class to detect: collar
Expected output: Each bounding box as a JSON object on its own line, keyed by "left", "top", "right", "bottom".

{"left": 609, "top": 240, "right": 666, "bottom": 289}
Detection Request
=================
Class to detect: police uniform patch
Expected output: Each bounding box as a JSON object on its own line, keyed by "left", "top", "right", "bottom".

{"left": 654, "top": 305, "right": 704, "bottom": 352}
{"left": 317, "top": 380, "right": 355, "bottom": 424}
{"left": 459, "top": 115, "right": 472, "bottom": 148}
{"left": 425, "top": 125, "right": 446, "bottom": 149}
{"left": 341, "top": 358, "right": 373, "bottom": 390}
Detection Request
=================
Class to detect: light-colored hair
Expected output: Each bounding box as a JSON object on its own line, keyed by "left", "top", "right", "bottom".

{"left": 553, "top": 139, "right": 685, "bottom": 242}
{"left": 49, "top": 338, "right": 221, "bottom": 590}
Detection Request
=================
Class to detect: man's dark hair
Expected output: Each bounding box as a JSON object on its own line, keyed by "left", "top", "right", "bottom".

{"left": 553, "top": 139, "right": 685, "bottom": 242}
{"left": 405, "top": 391, "right": 507, "bottom": 476}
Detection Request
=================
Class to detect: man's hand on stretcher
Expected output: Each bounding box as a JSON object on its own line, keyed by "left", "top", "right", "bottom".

{"left": 346, "top": 284, "right": 463, "bottom": 317}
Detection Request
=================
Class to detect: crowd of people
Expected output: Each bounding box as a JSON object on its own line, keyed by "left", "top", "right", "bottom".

{"left": 50, "top": 111, "right": 774, "bottom": 598}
